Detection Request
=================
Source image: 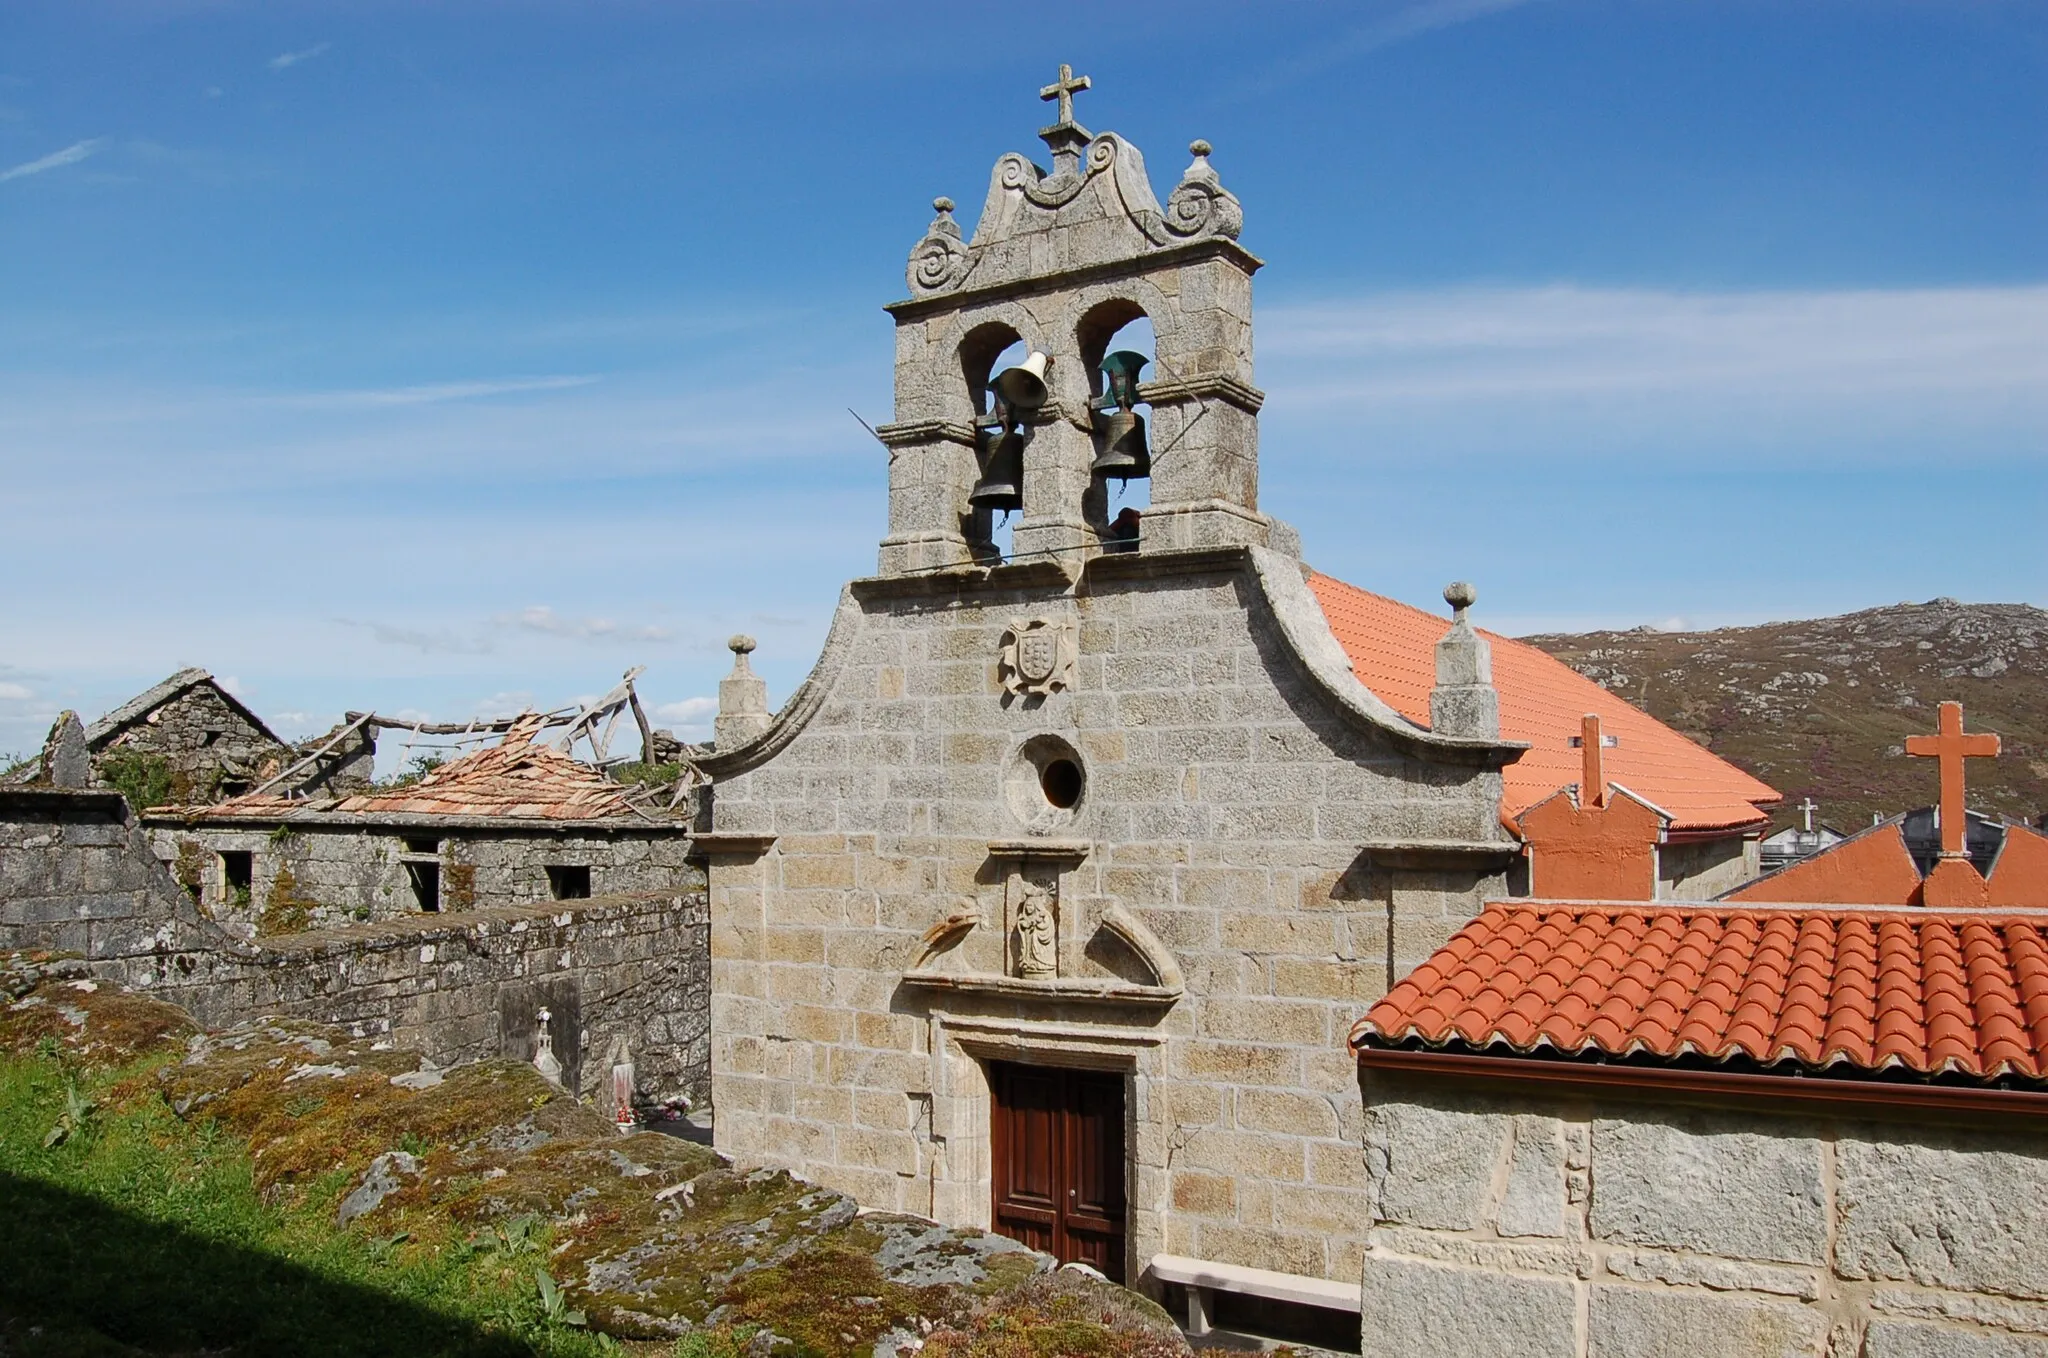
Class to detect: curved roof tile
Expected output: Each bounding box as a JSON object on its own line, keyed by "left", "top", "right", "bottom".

{"left": 1353, "top": 901, "right": 2048, "bottom": 1087}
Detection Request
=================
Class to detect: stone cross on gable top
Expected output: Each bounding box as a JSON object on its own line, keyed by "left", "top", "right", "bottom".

{"left": 1905, "top": 700, "right": 2000, "bottom": 858}
{"left": 1039, "top": 62, "right": 1091, "bottom": 130}
{"left": 1797, "top": 797, "right": 1819, "bottom": 833}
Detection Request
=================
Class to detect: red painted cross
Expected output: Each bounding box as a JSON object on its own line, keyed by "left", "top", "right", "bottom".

{"left": 1904, "top": 701, "right": 2000, "bottom": 857}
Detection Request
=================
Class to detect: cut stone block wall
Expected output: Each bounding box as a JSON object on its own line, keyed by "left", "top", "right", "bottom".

{"left": 127, "top": 891, "right": 711, "bottom": 1110}
{"left": 1357, "top": 1066, "right": 2048, "bottom": 1357}
{"left": 143, "top": 818, "right": 700, "bottom": 936}
{"left": 3, "top": 788, "right": 710, "bottom": 1108}
{"left": 705, "top": 550, "right": 1515, "bottom": 1286}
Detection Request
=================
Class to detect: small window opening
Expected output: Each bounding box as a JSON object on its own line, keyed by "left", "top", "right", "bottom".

{"left": 1040, "top": 759, "right": 1084, "bottom": 810}
{"left": 219, "top": 777, "right": 251, "bottom": 797}
{"left": 406, "top": 861, "right": 441, "bottom": 912}
{"left": 221, "top": 851, "right": 253, "bottom": 892}
{"left": 200, "top": 730, "right": 221, "bottom": 747}
{"left": 547, "top": 865, "right": 592, "bottom": 900}
{"left": 403, "top": 835, "right": 439, "bottom": 855}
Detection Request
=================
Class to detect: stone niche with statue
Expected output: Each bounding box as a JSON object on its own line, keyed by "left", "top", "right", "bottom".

{"left": 691, "top": 68, "right": 1523, "bottom": 1297}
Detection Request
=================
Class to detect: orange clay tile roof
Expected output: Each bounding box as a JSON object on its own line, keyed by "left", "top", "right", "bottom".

{"left": 1308, "top": 573, "right": 1778, "bottom": 833}
{"left": 1352, "top": 901, "right": 2048, "bottom": 1086}
{"left": 211, "top": 714, "right": 638, "bottom": 822}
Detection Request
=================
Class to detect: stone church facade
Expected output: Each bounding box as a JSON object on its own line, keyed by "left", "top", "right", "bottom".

{"left": 695, "top": 80, "right": 1528, "bottom": 1290}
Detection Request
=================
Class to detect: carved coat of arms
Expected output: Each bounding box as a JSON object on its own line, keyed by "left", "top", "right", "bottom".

{"left": 999, "top": 618, "right": 1076, "bottom": 697}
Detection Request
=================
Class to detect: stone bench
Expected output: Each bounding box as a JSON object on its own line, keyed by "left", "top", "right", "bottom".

{"left": 1147, "top": 1253, "right": 1363, "bottom": 1338}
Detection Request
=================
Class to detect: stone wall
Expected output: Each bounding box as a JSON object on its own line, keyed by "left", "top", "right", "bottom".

{"left": 131, "top": 891, "right": 712, "bottom": 1109}
{"left": 1659, "top": 834, "right": 1758, "bottom": 901}
{"left": 3, "top": 788, "right": 710, "bottom": 1108}
{"left": 705, "top": 547, "right": 1516, "bottom": 1286}
{"left": 144, "top": 817, "right": 700, "bottom": 936}
{"left": 1357, "top": 1065, "right": 2048, "bottom": 1357}
{"left": 89, "top": 680, "right": 375, "bottom": 801}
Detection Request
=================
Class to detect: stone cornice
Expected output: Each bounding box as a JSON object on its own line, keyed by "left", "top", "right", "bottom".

{"left": 885, "top": 237, "right": 1262, "bottom": 323}
{"left": 848, "top": 558, "right": 1075, "bottom": 603}
{"left": 141, "top": 808, "right": 688, "bottom": 835}
{"left": 901, "top": 972, "right": 1180, "bottom": 1008}
{"left": 1357, "top": 839, "right": 1525, "bottom": 870}
{"left": 1136, "top": 373, "right": 1265, "bottom": 416}
{"left": 872, "top": 418, "right": 979, "bottom": 449}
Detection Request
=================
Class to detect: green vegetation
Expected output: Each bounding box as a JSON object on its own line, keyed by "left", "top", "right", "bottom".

{"left": 257, "top": 863, "right": 318, "bottom": 936}
{"left": 607, "top": 762, "right": 683, "bottom": 790}
{"left": 374, "top": 753, "right": 449, "bottom": 791}
{"left": 0, "top": 1045, "right": 618, "bottom": 1357}
{"left": 97, "top": 751, "right": 176, "bottom": 812}
{"left": 0, "top": 960, "right": 1198, "bottom": 1358}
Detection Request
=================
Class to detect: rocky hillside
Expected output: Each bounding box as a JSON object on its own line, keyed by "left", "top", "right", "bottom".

{"left": 1523, "top": 599, "right": 2048, "bottom": 833}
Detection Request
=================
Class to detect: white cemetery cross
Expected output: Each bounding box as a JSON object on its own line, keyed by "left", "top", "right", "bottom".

{"left": 532, "top": 1006, "right": 565, "bottom": 1086}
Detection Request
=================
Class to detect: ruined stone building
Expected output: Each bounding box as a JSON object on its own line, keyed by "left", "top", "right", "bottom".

{"left": 688, "top": 71, "right": 1781, "bottom": 1338}
{"left": 146, "top": 712, "right": 699, "bottom": 937}
{"left": 1, "top": 667, "right": 377, "bottom": 802}
{"left": 3, "top": 704, "right": 711, "bottom": 1113}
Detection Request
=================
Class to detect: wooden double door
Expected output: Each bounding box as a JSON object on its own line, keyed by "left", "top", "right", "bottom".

{"left": 990, "top": 1061, "right": 1126, "bottom": 1283}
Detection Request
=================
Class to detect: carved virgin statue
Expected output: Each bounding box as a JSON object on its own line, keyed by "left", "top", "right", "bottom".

{"left": 1014, "top": 883, "right": 1057, "bottom": 980}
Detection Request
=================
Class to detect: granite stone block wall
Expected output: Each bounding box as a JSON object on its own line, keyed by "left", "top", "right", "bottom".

{"left": 129, "top": 891, "right": 712, "bottom": 1109}
{"left": 1357, "top": 1068, "right": 2048, "bottom": 1357}
{"left": 144, "top": 818, "right": 701, "bottom": 936}
{"left": 4, "top": 789, "right": 710, "bottom": 1108}
{"left": 706, "top": 551, "right": 1515, "bottom": 1285}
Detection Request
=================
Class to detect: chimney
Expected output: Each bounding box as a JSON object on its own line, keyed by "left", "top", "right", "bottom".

{"left": 1429, "top": 582, "right": 1500, "bottom": 739}
{"left": 715, "top": 635, "right": 772, "bottom": 748}
{"left": 1578, "top": 713, "right": 1609, "bottom": 809}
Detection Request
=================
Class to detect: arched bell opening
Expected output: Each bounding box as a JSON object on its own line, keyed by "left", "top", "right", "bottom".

{"left": 1075, "top": 301, "right": 1156, "bottom": 551}
{"left": 958, "top": 324, "right": 1030, "bottom": 562}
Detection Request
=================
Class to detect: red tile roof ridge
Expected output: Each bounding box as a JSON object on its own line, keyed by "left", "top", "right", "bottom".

{"left": 1478, "top": 898, "right": 2048, "bottom": 924}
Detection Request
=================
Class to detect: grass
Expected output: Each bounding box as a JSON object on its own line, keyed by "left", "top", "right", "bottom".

{"left": 0, "top": 1045, "right": 625, "bottom": 1358}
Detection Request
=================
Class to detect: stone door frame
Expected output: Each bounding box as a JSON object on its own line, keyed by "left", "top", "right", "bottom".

{"left": 930, "top": 1010, "right": 1167, "bottom": 1287}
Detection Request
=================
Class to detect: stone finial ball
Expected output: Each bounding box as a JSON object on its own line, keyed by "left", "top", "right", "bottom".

{"left": 933, "top": 196, "right": 954, "bottom": 214}
{"left": 1189, "top": 139, "right": 1213, "bottom": 157}
{"left": 1444, "top": 581, "right": 1478, "bottom": 613}
{"left": 728, "top": 634, "right": 757, "bottom": 655}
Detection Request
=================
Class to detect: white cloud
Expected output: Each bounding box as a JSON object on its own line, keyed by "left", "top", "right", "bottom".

{"left": 1245, "top": 0, "right": 1536, "bottom": 92}
{"left": 1261, "top": 285, "right": 2048, "bottom": 405}
{"left": 216, "top": 674, "right": 246, "bottom": 696}
{"left": 0, "top": 138, "right": 105, "bottom": 184}
{"left": 653, "top": 696, "right": 717, "bottom": 739}
{"left": 272, "top": 375, "right": 601, "bottom": 410}
{"left": 337, "top": 619, "right": 494, "bottom": 655}
{"left": 268, "top": 43, "right": 330, "bottom": 71}
{"left": 499, "top": 606, "right": 677, "bottom": 645}
{"left": 0, "top": 682, "right": 33, "bottom": 701}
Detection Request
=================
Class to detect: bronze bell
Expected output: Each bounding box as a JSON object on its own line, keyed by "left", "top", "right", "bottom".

{"left": 1091, "top": 408, "right": 1149, "bottom": 482}
{"left": 969, "top": 427, "right": 1025, "bottom": 514}
{"left": 1091, "top": 349, "right": 1151, "bottom": 484}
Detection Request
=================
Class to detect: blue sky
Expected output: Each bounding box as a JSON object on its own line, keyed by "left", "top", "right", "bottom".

{"left": 1, "top": 0, "right": 2043, "bottom": 762}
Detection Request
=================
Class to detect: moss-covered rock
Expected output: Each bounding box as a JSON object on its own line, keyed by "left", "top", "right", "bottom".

{"left": 1, "top": 953, "right": 1193, "bottom": 1358}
